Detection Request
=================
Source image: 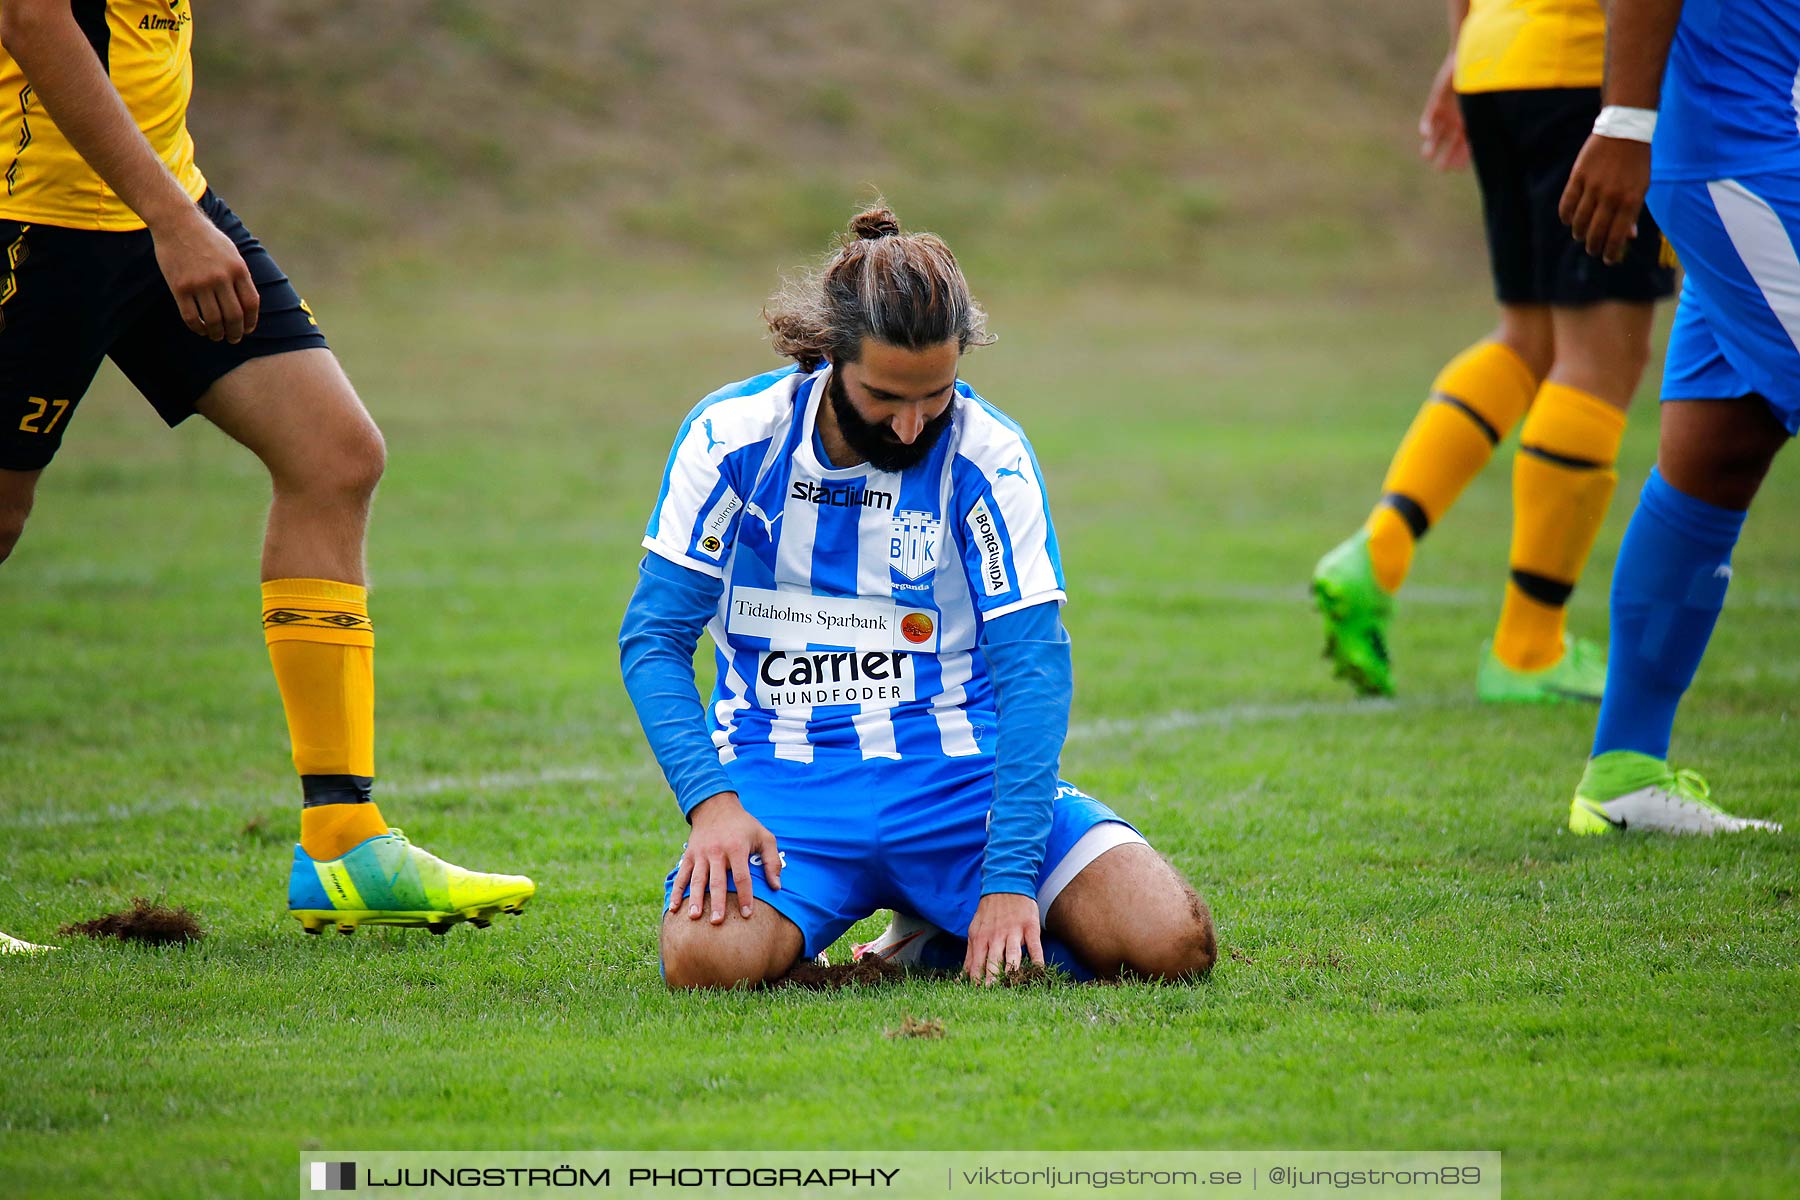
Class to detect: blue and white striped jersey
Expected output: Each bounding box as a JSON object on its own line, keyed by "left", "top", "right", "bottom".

{"left": 642, "top": 363, "right": 1066, "bottom": 764}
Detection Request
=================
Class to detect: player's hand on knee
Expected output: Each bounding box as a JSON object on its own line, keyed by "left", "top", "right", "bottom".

{"left": 672, "top": 791, "right": 780, "bottom": 924}
{"left": 963, "top": 892, "right": 1043, "bottom": 986}
{"left": 150, "top": 206, "right": 260, "bottom": 344}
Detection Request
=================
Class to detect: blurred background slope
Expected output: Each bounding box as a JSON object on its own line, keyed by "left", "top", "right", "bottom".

{"left": 190, "top": 0, "right": 1474, "bottom": 288}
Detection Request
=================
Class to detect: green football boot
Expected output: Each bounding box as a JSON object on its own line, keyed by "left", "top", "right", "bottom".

{"left": 288, "top": 828, "right": 536, "bottom": 935}
{"left": 1312, "top": 530, "right": 1395, "bottom": 696}
{"left": 1477, "top": 634, "right": 1606, "bottom": 704}
{"left": 1569, "top": 751, "right": 1783, "bottom": 836}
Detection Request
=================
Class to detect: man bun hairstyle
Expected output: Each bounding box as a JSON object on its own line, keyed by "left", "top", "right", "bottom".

{"left": 849, "top": 209, "right": 902, "bottom": 240}
{"left": 766, "top": 202, "right": 994, "bottom": 372}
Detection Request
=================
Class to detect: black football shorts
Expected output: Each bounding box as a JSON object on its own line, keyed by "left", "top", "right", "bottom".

{"left": 0, "top": 188, "right": 328, "bottom": 471}
{"left": 1459, "top": 87, "right": 1677, "bottom": 307}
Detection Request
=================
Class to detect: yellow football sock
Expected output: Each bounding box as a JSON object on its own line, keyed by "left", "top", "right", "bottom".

{"left": 1364, "top": 341, "right": 1538, "bottom": 593}
{"left": 299, "top": 801, "right": 389, "bottom": 862}
{"left": 262, "top": 578, "right": 387, "bottom": 860}
{"left": 1494, "top": 382, "right": 1626, "bottom": 671}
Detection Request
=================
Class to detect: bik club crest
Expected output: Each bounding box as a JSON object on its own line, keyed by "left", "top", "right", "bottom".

{"left": 889, "top": 509, "right": 940, "bottom": 582}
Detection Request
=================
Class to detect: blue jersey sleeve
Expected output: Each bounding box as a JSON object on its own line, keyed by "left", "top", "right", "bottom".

{"left": 977, "top": 599, "right": 1073, "bottom": 898}
{"left": 618, "top": 553, "right": 734, "bottom": 819}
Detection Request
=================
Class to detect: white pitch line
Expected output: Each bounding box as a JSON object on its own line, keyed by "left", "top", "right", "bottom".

{"left": 1080, "top": 577, "right": 1800, "bottom": 613}
{"left": 0, "top": 760, "right": 663, "bottom": 831}
{"left": 383, "top": 760, "right": 659, "bottom": 797}
{"left": 1066, "top": 697, "right": 1403, "bottom": 743}
{"left": 0, "top": 696, "right": 1422, "bottom": 829}
{"left": 1078, "top": 579, "right": 1487, "bottom": 608}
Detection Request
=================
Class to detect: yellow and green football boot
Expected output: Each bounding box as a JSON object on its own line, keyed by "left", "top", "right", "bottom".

{"left": 1569, "top": 751, "right": 1782, "bottom": 836}
{"left": 1477, "top": 634, "right": 1606, "bottom": 704}
{"left": 1312, "top": 529, "right": 1395, "bottom": 696}
{"left": 288, "top": 828, "right": 536, "bottom": 935}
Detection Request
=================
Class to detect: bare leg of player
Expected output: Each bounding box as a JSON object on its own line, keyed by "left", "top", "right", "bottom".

{"left": 1045, "top": 843, "right": 1216, "bottom": 981}
{"left": 196, "top": 348, "right": 384, "bottom": 583}
{"left": 200, "top": 347, "right": 534, "bottom": 933}
{"left": 660, "top": 899, "right": 806, "bottom": 989}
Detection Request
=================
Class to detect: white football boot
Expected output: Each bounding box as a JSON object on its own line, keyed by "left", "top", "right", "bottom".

{"left": 852, "top": 911, "right": 948, "bottom": 963}
{"left": 1571, "top": 758, "right": 1782, "bottom": 836}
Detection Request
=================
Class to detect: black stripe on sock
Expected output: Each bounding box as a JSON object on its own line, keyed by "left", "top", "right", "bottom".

{"left": 1431, "top": 391, "right": 1501, "bottom": 446}
{"left": 1380, "top": 492, "right": 1431, "bottom": 539}
{"left": 301, "top": 774, "right": 375, "bottom": 807}
{"left": 1511, "top": 569, "right": 1575, "bottom": 607}
{"left": 1521, "top": 442, "right": 1607, "bottom": 470}
{"left": 72, "top": 1, "right": 110, "bottom": 72}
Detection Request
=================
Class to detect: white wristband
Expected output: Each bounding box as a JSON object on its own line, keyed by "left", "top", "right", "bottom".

{"left": 1593, "top": 105, "right": 1658, "bottom": 143}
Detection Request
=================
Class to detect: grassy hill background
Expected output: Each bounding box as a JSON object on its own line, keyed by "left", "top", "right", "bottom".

{"left": 188, "top": 0, "right": 1479, "bottom": 289}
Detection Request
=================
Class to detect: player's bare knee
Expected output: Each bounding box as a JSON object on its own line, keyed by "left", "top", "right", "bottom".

{"left": 275, "top": 415, "right": 385, "bottom": 506}
{"left": 1176, "top": 895, "right": 1219, "bottom": 978}
{"left": 1549, "top": 350, "right": 1648, "bottom": 408}
{"left": 321, "top": 415, "right": 386, "bottom": 500}
{"left": 1619, "top": 338, "right": 1653, "bottom": 386}
{"left": 1493, "top": 316, "right": 1553, "bottom": 381}
{"left": 1713, "top": 442, "right": 1781, "bottom": 493}
{"left": 659, "top": 905, "right": 791, "bottom": 990}
{"left": 1123, "top": 892, "right": 1216, "bottom": 981}
{"left": 661, "top": 941, "right": 758, "bottom": 991}
{"left": 660, "top": 924, "right": 738, "bottom": 990}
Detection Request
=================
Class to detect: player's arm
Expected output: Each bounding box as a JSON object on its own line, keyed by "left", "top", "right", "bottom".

{"left": 1420, "top": 0, "right": 1471, "bottom": 172}
{"left": 618, "top": 552, "right": 781, "bottom": 924}
{"left": 1559, "top": 0, "right": 1687, "bottom": 264}
{"left": 963, "top": 600, "right": 1071, "bottom": 984}
{"left": 0, "top": 0, "right": 257, "bottom": 341}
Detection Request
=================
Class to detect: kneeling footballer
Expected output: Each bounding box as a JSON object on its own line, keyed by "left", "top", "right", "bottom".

{"left": 619, "top": 204, "right": 1215, "bottom": 987}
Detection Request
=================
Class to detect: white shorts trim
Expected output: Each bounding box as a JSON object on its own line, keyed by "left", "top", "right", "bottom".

{"left": 1036, "top": 820, "right": 1146, "bottom": 915}
{"left": 1707, "top": 178, "right": 1800, "bottom": 355}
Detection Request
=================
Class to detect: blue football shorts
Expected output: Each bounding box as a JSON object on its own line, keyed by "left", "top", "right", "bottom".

{"left": 1651, "top": 171, "right": 1800, "bottom": 434}
{"left": 661, "top": 748, "right": 1144, "bottom": 958}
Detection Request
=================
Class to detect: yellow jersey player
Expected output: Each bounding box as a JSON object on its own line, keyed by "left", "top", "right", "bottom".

{"left": 0, "top": 1, "right": 534, "bottom": 934}
{"left": 1312, "top": 0, "right": 1675, "bottom": 703}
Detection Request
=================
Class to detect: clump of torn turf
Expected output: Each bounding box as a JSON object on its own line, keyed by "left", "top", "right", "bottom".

{"left": 776, "top": 957, "right": 908, "bottom": 989}
{"left": 59, "top": 898, "right": 204, "bottom": 945}
{"left": 886, "top": 1013, "right": 945, "bottom": 1039}
{"left": 993, "top": 962, "right": 1061, "bottom": 988}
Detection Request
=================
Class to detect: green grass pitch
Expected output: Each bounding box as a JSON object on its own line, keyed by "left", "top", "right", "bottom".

{"left": 3, "top": 271, "right": 1796, "bottom": 1198}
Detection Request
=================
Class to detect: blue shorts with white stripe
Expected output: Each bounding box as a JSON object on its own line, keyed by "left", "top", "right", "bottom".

{"left": 1653, "top": 171, "right": 1800, "bottom": 434}
{"left": 661, "top": 748, "right": 1141, "bottom": 959}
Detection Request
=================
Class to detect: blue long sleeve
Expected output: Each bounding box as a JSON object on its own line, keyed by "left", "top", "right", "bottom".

{"left": 978, "top": 601, "right": 1073, "bottom": 898}
{"left": 618, "top": 554, "right": 734, "bottom": 819}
